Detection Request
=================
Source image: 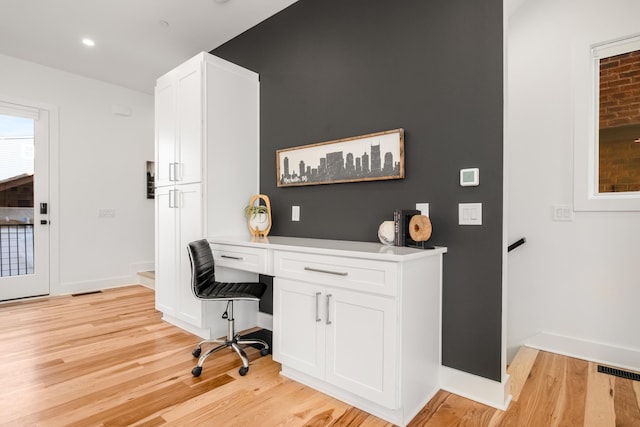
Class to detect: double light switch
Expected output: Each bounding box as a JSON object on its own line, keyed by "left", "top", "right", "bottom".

{"left": 459, "top": 203, "right": 482, "bottom": 225}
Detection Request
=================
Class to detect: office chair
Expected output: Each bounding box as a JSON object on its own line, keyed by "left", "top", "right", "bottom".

{"left": 187, "top": 239, "right": 269, "bottom": 377}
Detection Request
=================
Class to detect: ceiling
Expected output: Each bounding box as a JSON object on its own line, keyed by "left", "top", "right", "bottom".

{"left": 0, "top": 0, "right": 298, "bottom": 94}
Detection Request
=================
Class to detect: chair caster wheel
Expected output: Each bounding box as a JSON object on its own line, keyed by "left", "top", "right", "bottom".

{"left": 239, "top": 366, "right": 249, "bottom": 376}
{"left": 192, "top": 366, "right": 202, "bottom": 377}
{"left": 192, "top": 347, "right": 201, "bottom": 358}
{"left": 260, "top": 348, "right": 269, "bottom": 356}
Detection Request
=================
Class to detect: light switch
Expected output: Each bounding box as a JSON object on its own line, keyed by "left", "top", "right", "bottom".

{"left": 98, "top": 208, "right": 116, "bottom": 218}
{"left": 552, "top": 204, "right": 573, "bottom": 221}
{"left": 459, "top": 203, "right": 482, "bottom": 225}
{"left": 292, "top": 205, "right": 300, "bottom": 221}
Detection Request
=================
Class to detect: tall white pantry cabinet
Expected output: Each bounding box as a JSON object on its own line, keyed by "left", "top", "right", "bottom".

{"left": 154, "top": 52, "right": 259, "bottom": 338}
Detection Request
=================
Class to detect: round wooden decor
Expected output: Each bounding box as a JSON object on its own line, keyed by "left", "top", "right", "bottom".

{"left": 408, "top": 214, "right": 432, "bottom": 242}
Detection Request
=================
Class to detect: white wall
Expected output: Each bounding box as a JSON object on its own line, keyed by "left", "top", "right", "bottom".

{"left": 0, "top": 54, "right": 154, "bottom": 294}
{"left": 507, "top": 0, "right": 640, "bottom": 364}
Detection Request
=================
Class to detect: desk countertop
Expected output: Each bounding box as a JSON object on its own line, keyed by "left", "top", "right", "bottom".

{"left": 209, "top": 235, "right": 447, "bottom": 262}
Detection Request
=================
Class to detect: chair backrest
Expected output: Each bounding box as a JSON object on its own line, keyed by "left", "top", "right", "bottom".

{"left": 187, "top": 239, "right": 216, "bottom": 298}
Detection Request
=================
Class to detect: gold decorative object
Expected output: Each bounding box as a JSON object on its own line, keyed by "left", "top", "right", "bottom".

{"left": 408, "top": 214, "right": 432, "bottom": 242}
{"left": 245, "top": 194, "right": 272, "bottom": 237}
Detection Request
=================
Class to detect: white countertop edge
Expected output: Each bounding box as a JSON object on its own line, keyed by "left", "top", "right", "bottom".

{"left": 208, "top": 235, "right": 447, "bottom": 261}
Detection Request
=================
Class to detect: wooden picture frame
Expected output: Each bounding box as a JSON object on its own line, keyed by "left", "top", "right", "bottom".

{"left": 276, "top": 128, "right": 404, "bottom": 187}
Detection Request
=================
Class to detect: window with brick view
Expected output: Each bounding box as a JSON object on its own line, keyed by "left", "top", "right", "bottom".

{"left": 598, "top": 49, "right": 640, "bottom": 193}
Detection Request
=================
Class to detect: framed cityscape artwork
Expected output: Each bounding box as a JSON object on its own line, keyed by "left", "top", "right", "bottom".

{"left": 276, "top": 128, "right": 404, "bottom": 187}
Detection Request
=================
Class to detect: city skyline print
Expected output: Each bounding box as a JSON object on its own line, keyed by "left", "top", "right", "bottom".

{"left": 276, "top": 128, "right": 404, "bottom": 187}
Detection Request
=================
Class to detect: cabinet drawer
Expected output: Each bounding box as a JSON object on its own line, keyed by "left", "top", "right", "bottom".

{"left": 211, "top": 244, "right": 268, "bottom": 275}
{"left": 273, "top": 251, "right": 398, "bottom": 296}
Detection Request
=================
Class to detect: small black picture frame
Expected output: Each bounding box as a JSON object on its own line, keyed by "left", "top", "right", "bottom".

{"left": 146, "top": 161, "right": 155, "bottom": 199}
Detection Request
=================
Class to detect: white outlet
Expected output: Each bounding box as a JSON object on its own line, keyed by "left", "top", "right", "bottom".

{"left": 98, "top": 208, "right": 116, "bottom": 218}
{"left": 552, "top": 204, "right": 573, "bottom": 221}
{"left": 416, "top": 202, "right": 429, "bottom": 217}
{"left": 292, "top": 205, "right": 300, "bottom": 221}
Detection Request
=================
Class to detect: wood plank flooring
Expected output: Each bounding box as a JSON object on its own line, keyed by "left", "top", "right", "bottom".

{"left": 0, "top": 285, "right": 638, "bottom": 426}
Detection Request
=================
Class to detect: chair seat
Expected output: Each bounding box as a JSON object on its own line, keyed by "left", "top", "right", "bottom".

{"left": 196, "top": 281, "right": 266, "bottom": 300}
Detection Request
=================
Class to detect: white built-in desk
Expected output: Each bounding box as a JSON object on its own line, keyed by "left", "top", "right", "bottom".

{"left": 209, "top": 235, "right": 447, "bottom": 427}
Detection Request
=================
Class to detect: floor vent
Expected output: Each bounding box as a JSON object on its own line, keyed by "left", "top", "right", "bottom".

{"left": 597, "top": 365, "right": 640, "bottom": 382}
{"left": 71, "top": 290, "right": 103, "bottom": 297}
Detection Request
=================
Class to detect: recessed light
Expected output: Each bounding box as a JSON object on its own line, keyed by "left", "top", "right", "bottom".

{"left": 82, "top": 38, "right": 95, "bottom": 47}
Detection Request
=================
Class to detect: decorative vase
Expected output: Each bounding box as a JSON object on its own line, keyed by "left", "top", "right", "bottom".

{"left": 246, "top": 194, "right": 272, "bottom": 238}
{"left": 378, "top": 220, "right": 395, "bottom": 245}
{"left": 249, "top": 212, "right": 269, "bottom": 232}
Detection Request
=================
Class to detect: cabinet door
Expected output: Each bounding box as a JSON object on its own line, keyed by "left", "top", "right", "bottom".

{"left": 273, "top": 278, "right": 325, "bottom": 379}
{"left": 325, "top": 289, "right": 398, "bottom": 409}
{"left": 155, "top": 81, "right": 176, "bottom": 187}
{"left": 155, "top": 186, "right": 177, "bottom": 314}
{"left": 176, "top": 63, "right": 202, "bottom": 185}
{"left": 175, "top": 183, "right": 204, "bottom": 325}
{"left": 155, "top": 61, "right": 202, "bottom": 187}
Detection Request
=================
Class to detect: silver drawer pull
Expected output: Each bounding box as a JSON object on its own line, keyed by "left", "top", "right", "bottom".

{"left": 315, "top": 292, "right": 321, "bottom": 322}
{"left": 221, "top": 255, "right": 243, "bottom": 260}
{"left": 326, "top": 294, "right": 332, "bottom": 325}
{"left": 304, "top": 267, "right": 348, "bottom": 276}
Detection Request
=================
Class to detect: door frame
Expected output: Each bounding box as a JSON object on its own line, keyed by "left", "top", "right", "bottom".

{"left": 0, "top": 93, "right": 59, "bottom": 298}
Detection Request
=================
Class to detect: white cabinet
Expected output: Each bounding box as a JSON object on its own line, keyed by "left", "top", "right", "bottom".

{"left": 155, "top": 61, "right": 203, "bottom": 187}
{"left": 210, "top": 243, "right": 270, "bottom": 275}
{"left": 274, "top": 279, "right": 325, "bottom": 378}
{"left": 155, "top": 52, "right": 258, "bottom": 337}
{"left": 213, "top": 237, "right": 446, "bottom": 427}
{"left": 325, "top": 287, "right": 397, "bottom": 407}
{"left": 155, "top": 183, "right": 203, "bottom": 323}
{"left": 274, "top": 277, "right": 397, "bottom": 408}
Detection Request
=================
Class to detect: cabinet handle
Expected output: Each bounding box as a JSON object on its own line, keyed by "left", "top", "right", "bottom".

{"left": 304, "top": 267, "right": 348, "bottom": 277}
{"left": 168, "top": 189, "right": 176, "bottom": 208}
{"left": 169, "top": 163, "right": 175, "bottom": 181}
{"left": 326, "top": 294, "right": 332, "bottom": 325}
{"left": 221, "top": 255, "right": 243, "bottom": 260}
{"left": 315, "top": 292, "right": 321, "bottom": 322}
{"left": 175, "top": 162, "right": 182, "bottom": 181}
{"left": 173, "top": 189, "right": 180, "bottom": 208}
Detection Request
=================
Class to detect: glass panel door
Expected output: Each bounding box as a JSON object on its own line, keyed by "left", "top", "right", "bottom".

{"left": 0, "top": 105, "right": 49, "bottom": 300}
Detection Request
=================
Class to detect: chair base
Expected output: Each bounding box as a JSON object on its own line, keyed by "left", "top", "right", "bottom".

{"left": 191, "top": 331, "right": 269, "bottom": 377}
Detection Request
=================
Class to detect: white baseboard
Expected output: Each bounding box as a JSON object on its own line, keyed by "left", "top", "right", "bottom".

{"left": 53, "top": 276, "right": 135, "bottom": 296}
{"left": 525, "top": 332, "right": 640, "bottom": 372}
{"left": 440, "top": 366, "right": 512, "bottom": 410}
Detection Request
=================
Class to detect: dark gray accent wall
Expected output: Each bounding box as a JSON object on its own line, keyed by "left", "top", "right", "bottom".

{"left": 214, "top": 0, "right": 503, "bottom": 381}
{"left": 258, "top": 274, "right": 273, "bottom": 314}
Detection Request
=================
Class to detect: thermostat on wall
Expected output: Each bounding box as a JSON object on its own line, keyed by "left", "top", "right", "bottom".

{"left": 460, "top": 168, "right": 479, "bottom": 187}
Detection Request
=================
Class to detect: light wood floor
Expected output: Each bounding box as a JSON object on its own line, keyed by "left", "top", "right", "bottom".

{"left": 0, "top": 285, "right": 638, "bottom": 426}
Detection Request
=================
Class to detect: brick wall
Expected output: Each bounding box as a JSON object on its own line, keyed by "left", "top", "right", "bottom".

{"left": 599, "top": 50, "right": 640, "bottom": 128}
{"left": 599, "top": 50, "right": 640, "bottom": 192}
{"left": 599, "top": 125, "right": 640, "bottom": 192}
